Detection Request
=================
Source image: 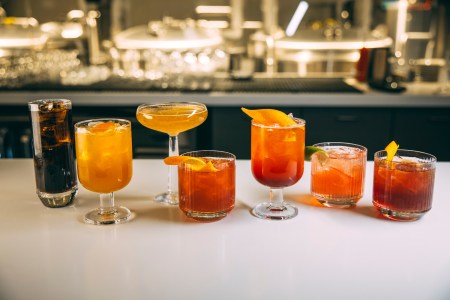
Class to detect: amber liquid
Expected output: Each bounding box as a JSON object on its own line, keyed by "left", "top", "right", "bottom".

{"left": 31, "top": 106, "right": 77, "bottom": 194}
{"left": 311, "top": 146, "right": 366, "bottom": 201}
{"left": 75, "top": 122, "right": 133, "bottom": 194}
{"left": 373, "top": 159, "right": 435, "bottom": 213}
{"left": 251, "top": 120, "right": 305, "bottom": 188}
{"left": 179, "top": 157, "right": 235, "bottom": 216}
{"left": 136, "top": 104, "right": 207, "bottom": 136}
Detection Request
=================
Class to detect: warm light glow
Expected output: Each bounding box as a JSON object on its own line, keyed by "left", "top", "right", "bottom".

{"left": 395, "top": 0, "right": 408, "bottom": 56}
{"left": 114, "top": 25, "right": 223, "bottom": 50}
{"left": 285, "top": 1, "right": 309, "bottom": 37}
{"left": 0, "top": 36, "right": 47, "bottom": 48}
{"left": 195, "top": 6, "right": 231, "bottom": 14}
{"left": 276, "top": 37, "right": 393, "bottom": 50}
{"left": 295, "top": 50, "right": 312, "bottom": 62}
{"left": 61, "top": 24, "right": 83, "bottom": 39}
{"left": 350, "top": 51, "right": 360, "bottom": 62}
{"left": 197, "top": 20, "right": 229, "bottom": 29}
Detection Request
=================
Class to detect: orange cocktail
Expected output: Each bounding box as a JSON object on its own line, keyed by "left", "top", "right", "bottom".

{"left": 136, "top": 103, "right": 207, "bottom": 136}
{"left": 251, "top": 119, "right": 305, "bottom": 188}
{"left": 76, "top": 121, "right": 132, "bottom": 193}
{"left": 75, "top": 119, "right": 132, "bottom": 225}
{"left": 178, "top": 150, "right": 235, "bottom": 221}
{"left": 250, "top": 116, "right": 305, "bottom": 220}
{"left": 311, "top": 142, "right": 367, "bottom": 208}
{"left": 136, "top": 102, "right": 208, "bottom": 205}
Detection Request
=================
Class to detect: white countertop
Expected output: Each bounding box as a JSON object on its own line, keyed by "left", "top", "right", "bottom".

{"left": 1, "top": 159, "right": 450, "bottom": 300}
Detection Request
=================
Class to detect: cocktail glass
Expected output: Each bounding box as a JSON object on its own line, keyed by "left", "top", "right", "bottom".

{"left": 373, "top": 149, "right": 436, "bottom": 221}
{"left": 251, "top": 118, "right": 305, "bottom": 220}
{"left": 311, "top": 142, "right": 367, "bottom": 208}
{"left": 136, "top": 102, "right": 208, "bottom": 205}
{"left": 75, "top": 119, "right": 133, "bottom": 225}
{"left": 28, "top": 99, "right": 78, "bottom": 208}
{"left": 178, "top": 150, "right": 236, "bottom": 221}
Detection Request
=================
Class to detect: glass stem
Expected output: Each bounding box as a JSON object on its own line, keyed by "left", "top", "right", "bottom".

{"left": 99, "top": 193, "right": 115, "bottom": 214}
{"left": 167, "top": 135, "right": 179, "bottom": 194}
{"left": 269, "top": 188, "right": 284, "bottom": 209}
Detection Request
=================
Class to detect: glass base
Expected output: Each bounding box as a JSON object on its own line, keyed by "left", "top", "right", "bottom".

{"left": 377, "top": 206, "right": 427, "bottom": 222}
{"left": 184, "top": 211, "right": 227, "bottom": 222}
{"left": 85, "top": 206, "right": 131, "bottom": 225}
{"left": 155, "top": 191, "right": 179, "bottom": 205}
{"left": 252, "top": 202, "right": 298, "bottom": 220}
{"left": 37, "top": 187, "right": 77, "bottom": 208}
{"left": 313, "top": 194, "right": 359, "bottom": 208}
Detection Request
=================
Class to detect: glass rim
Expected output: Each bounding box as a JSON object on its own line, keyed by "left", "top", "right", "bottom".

{"left": 181, "top": 149, "right": 236, "bottom": 160}
{"left": 28, "top": 99, "right": 72, "bottom": 111}
{"left": 251, "top": 117, "right": 305, "bottom": 128}
{"left": 374, "top": 149, "right": 437, "bottom": 163}
{"left": 74, "top": 118, "right": 131, "bottom": 129}
{"left": 136, "top": 102, "right": 207, "bottom": 111}
{"left": 313, "top": 142, "right": 367, "bottom": 152}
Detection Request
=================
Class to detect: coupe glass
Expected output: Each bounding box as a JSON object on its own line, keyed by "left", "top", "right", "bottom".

{"left": 136, "top": 102, "right": 208, "bottom": 205}
{"left": 75, "top": 119, "right": 133, "bottom": 225}
{"left": 251, "top": 117, "right": 305, "bottom": 220}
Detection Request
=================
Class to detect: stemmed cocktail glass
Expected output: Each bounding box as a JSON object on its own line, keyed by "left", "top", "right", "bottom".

{"left": 251, "top": 117, "right": 305, "bottom": 220}
{"left": 136, "top": 102, "right": 208, "bottom": 205}
{"left": 75, "top": 119, "right": 133, "bottom": 225}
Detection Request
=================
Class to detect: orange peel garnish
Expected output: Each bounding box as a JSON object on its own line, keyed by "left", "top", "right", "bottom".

{"left": 385, "top": 141, "right": 399, "bottom": 162}
{"left": 163, "top": 156, "right": 218, "bottom": 172}
{"left": 90, "top": 121, "right": 115, "bottom": 133}
{"left": 199, "top": 161, "right": 218, "bottom": 172}
{"left": 241, "top": 107, "right": 296, "bottom": 126}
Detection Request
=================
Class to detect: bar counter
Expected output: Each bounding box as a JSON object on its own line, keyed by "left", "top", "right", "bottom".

{"left": 1, "top": 159, "right": 449, "bottom": 300}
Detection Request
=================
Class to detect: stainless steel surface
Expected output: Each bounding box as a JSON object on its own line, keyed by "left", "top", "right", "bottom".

{"left": 0, "top": 0, "right": 448, "bottom": 88}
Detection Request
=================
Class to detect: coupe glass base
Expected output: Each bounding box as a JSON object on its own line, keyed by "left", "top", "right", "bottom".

{"left": 252, "top": 202, "right": 298, "bottom": 220}
{"left": 85, "top": 206, "right": 132, "bottom": 225}
{"left": 377, "top": 207, "right": 427, "bottom": 222}
{"left": 155, "top": 192, "right": 179, "bottom": 205}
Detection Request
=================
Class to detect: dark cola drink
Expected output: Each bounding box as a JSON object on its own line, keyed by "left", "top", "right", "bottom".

{"left": 28, "top": 99, "right": 77, "bottom": 207}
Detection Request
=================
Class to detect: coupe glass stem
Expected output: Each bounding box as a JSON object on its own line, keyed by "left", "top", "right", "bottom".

{"left": 269, "top": 188, "right": 284, "bottom": 209}
{"left": 99, "top": 193, "right": 115, "bottom": 214}
{"left": 167, "top": 134, "right": 179, "bottom": 195}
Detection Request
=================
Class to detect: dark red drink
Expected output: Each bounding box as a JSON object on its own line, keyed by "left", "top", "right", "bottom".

{"left": 372, "top": 150, "right": 436, "bottom": 221}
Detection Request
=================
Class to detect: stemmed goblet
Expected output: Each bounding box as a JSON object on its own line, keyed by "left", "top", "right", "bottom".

{"left": 251, "top": 117, "right": 306, "bottom": 220}
{"left": 75, "top": 118, "right": 133, "bottom": 225}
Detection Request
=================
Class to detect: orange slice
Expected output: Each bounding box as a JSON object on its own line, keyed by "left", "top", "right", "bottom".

{"left": 385, "top": 141, "right": 399, "bottom": 162}
{"left": 163, "top": 156, "right": 218, "bottom": 172}
{"left": 198, "top": 161, "right": 218, "bottom": 172}
{"left": 163, "top": 156, "right": 197, "bottom": 165}
{"left": 241, "top": 107, "right": 296, "bottom": 126}
{"left": 90, "top": 121, "right": 115, "bottom": 133}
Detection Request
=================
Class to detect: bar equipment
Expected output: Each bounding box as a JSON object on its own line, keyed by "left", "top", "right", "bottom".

{"left": 249, "top": 0, "right": 393, "bottom": 77}
{"left": 110, "top": 17, "right": 228, "bottom": 90}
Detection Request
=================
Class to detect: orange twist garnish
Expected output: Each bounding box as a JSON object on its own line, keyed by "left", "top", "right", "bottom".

{"left": 163, "top": 156, "right": 218, "bottom": 172}
{"left": 241, "top": 107, "right": 296, "bottom": 126}
{"left": 385, "top": 141, "right": 399, "bottom": 162}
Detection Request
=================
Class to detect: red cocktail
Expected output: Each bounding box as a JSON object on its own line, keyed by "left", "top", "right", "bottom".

{"left": 251, "top": 117, "right": 305, "bottom": 220}
{"left": 373, "top": 149, "right": 436, "bottom": 221}
{"left": 178, "top": 150, "right": 235, "bottom": 221}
